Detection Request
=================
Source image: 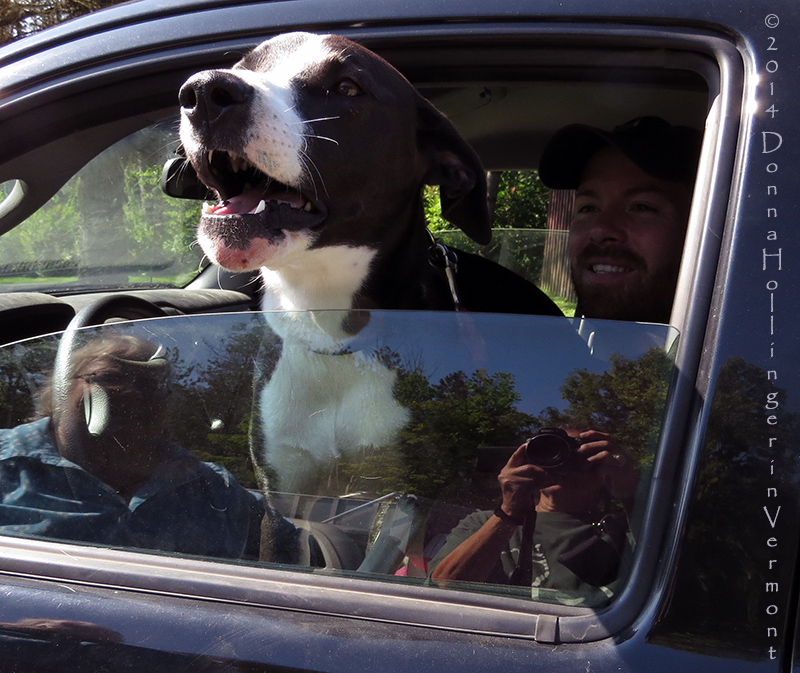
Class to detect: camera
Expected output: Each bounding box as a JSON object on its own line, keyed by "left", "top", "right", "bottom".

{"left": 524, "top": 428, "right": 584, "bottom": 469}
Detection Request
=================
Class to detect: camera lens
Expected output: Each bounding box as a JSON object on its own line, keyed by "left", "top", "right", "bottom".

{"left": 524, "top": 432, "right": 573, "bottom": 468}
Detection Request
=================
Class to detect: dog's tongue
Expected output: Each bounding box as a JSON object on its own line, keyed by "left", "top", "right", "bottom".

{"left": 207, "top": 184, "right": 306, "bottom": 215}
{"left": 210, "top": 190, "right": 262, "bottom": 216}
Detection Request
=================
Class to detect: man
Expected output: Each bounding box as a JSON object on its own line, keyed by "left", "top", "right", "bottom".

{"left": 0, "top": 334, "right": 298, "bottom": 563}
{"left": 428, "top": 118, "right": 701, "bottom": 601}
{"left": 538, "top": 116, "right": 703, "bottom": 323}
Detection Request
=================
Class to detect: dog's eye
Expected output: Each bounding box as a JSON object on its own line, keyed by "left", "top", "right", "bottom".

{"left": 334, "top": 78, "right": 362, "bottom": 97}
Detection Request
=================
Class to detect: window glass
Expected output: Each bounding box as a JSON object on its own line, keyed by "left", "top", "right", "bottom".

{"left": 0, "top": 122, "right": 206, "bottom": 292}
{"left": 0, "top": 311, "right": 677, "bottom": 608}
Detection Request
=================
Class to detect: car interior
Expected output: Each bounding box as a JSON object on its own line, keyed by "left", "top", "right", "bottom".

{"left": 0, "top": 29, "right": 724, "bottom": 620}
{"left": 0, "top": 36, "right": 714, "bottom": 337}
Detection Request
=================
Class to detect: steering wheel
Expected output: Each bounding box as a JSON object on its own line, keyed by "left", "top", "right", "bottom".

{"left": 52, "top": 295, "right": 170, "bottom": 414}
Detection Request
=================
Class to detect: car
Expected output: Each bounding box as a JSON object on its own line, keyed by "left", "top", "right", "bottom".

{"left": 0, "top": 0, "right": 794, "bottom": 670}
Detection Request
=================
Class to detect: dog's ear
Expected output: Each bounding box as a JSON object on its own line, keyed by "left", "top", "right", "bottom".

{"left": 417, "top": 101, "right": 491, "bottom": 245}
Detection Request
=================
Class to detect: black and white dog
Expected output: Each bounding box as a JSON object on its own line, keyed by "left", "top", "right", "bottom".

{"left": 176, "top": 32, "right": 561, "bottom": 492}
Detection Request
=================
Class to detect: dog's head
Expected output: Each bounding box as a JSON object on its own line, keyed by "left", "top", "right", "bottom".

{"left": 176, "top": 32, "right": 490, "bottom": 274}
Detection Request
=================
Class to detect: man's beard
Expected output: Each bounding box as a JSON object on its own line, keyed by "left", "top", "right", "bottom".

{"left": 572, "top": 244, "right": 679, "bottom": 323}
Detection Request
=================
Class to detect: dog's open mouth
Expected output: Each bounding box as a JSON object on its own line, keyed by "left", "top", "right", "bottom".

{"left": 198, "top": 151, "right": 326, "bottom": 230}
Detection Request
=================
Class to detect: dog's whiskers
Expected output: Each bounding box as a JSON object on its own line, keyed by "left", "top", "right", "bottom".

{"left": 171, "top": 157, "right": 210, "bottom": 197}
{"left": 297, "top": 116, "right": 341, "bottom": 146}
{"left": 240, "top": 272, "right": 263, "bottom": 290}
{"left": 161, "top": 136, "right": 184, "bottom": 152}
{"left": 174, "top": 157, "right": 191, "bottom": 179}
{"left": 301, "top": 134, "right": 339, "bottom": 146}
{"left": 291, "top": 116, "right": 341, "bottom": 124}
{"left": 299, "top": 150, "right": 329, "bottom": 201}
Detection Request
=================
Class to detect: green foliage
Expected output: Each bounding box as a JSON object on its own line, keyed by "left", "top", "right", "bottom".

{"left": 423, "top": 185, "right": 449, "bottom": 231}
{"left": 542, "top": 288, "right": 577, "bottom": 316}
{"left": 0, "top": 0, "right": 127, "bottom": 44}
{"left": 424, "top": 170, "right": 550, "bottom": 233}
{"left": 122, "top": 162, "right": 201, "bottom": 262}
{"left": 0, "top": 179, "right": 81, "bottom": 273}
{"left": 490, "top": 170, "right": 550, "bottom": 230}
{"left": 535, "top": 348, "right": 675, "bottom": 462}
{"left": 423, "top": 170, "right": 555, "bottom": 289}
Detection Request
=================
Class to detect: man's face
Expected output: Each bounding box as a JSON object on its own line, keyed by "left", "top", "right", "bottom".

{"left": 568, "top": 146, "right": 692, "bottom": 323}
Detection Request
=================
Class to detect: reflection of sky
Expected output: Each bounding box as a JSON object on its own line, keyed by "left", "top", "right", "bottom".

{"left": 354, "top": 312, "right": 675, "bottom": 414}
{"left": 117, "top": 311, "right": 676, "bottom": 417}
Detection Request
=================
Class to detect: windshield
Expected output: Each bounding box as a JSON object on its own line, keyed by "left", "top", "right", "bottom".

{"left": 0, "top": 310, "right": 677, "bottom": 608}
{"left": 0, "top": 121, "right": 206, "bottom": 293}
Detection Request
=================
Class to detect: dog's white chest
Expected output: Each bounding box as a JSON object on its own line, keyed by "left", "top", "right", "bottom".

{"left": 259, "top": 337, "right": 410, "bottom": 491}
{"left": 260, "top": 244, "right": 377, "bottom": 312}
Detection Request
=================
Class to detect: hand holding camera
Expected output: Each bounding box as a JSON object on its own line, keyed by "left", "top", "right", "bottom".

{"left": 495, "top": 437, "right": 561, "bottom": 523}
{"left": 574, "top": 429, "right": 639, "bottom": 507}
{"left": 496, "top": 428, "right": 638, "bottom": 522}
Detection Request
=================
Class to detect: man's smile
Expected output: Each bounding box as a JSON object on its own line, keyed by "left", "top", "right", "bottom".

{"left": 576, "top": 245, "right": 644, "bottom": 284}
{"left": 589, "top": 263, "right": 632, "bottom": 275}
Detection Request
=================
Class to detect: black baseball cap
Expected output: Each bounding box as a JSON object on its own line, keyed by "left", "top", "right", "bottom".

{"left": 538, "top": 116, "right": 703, "bottom": 189}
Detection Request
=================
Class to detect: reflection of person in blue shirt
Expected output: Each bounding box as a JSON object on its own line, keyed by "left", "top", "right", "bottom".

{"left": 0, "top": 334, "right": 297, "bottom": 563}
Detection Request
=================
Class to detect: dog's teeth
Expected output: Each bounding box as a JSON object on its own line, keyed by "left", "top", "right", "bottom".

{"left": 303, "top": 201, "right": 313, "bottom": 212}
{"left": 254, "top": 200, "right": 266, "bottom": 214}
{"left": 208, "top": 150, "right": 214, "bottom": 163}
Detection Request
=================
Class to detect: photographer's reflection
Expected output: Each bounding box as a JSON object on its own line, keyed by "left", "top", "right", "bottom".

{"left": 429, "top": 428, "right": 638, "bottom": 605}
{"left": 0, "top": 335, "right": 297, "bottom": 562}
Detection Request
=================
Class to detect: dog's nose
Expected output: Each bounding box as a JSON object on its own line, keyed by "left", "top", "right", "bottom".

{"left": 179, "top": 71, "right": 253, "bottom": 123}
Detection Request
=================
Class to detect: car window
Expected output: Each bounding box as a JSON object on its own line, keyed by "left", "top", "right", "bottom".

{"left": 0, "top": 121, "right": 206, "bottom": 293}
{"left": 0, "top": 311, "right": 677, "bottom": 609}
{"left": 0, "top": 22, "right": 742, "bottom": 642}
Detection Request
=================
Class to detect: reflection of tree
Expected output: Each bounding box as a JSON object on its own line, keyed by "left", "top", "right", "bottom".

{"left": 339, "top": 358, "right": 535, "bottom": 505}
{"left": 0, "top": 340, "right": 57, "bottom": 428}
{"left": 534, "top": 348, "right": 674, "bottom": 462}
{"left": 1, "top": 1, "right": 127, "bottom": 44}
{"left": 168, "top": 322, "right": 278, "bottom": 489}
{"left": 0, "top": 324, "right": 267, "bottom": 488}
{"left": 651, "top": 357, "right": 799, "bottom": 659}
{"left": 298, "top": 347, "right": 675, "bottom": 504}
{"left": 162, "top": 335, "right": 678, "bottom": 512}
{"left": 158, "top": 326, "right": 536, "bottom": 498}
